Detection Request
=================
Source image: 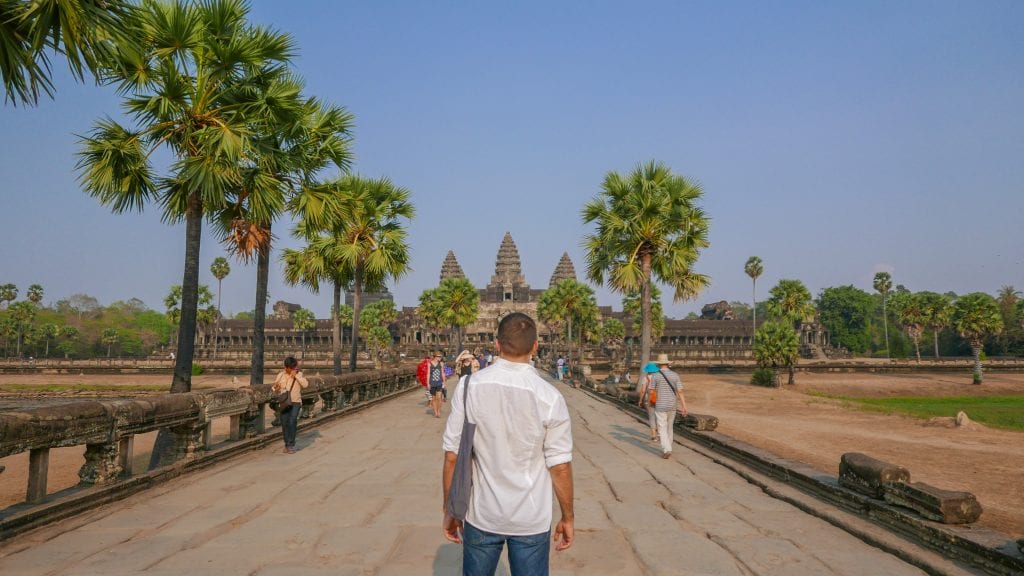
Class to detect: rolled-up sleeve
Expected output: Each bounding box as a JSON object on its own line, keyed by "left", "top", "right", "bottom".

{"left": 543, "top": 396, "right": 573, "bottom": 468}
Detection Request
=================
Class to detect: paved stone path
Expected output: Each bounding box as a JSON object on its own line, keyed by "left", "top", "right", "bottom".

{"left": 0, "top": 379, "right": 937, "bottom": 575}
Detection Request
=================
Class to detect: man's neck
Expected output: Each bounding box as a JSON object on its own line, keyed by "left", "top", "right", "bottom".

{"left": 500, "top": 353, "right": 532, "bottom": 364}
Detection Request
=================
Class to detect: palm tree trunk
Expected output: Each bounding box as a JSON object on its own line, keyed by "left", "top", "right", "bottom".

{"left": 933, "top": 328, "right": 941, "bottom": 359}
{"left": 567, "top": 316, "right": 574, "bottom": 377}
{"left": 456, "top": 325, "right": 463, "bottom": 356}
{"left": 882, "top": 296, "right": 890, "bottom": 358}
{"left": 332, "top": 282, "right": 342, "bottom": 375}
{"left": 640, "top": 253, "right": 653, "bottom": 368}
{"left": 251, "top": 227, "right": 270, "bottom": 386}
{"left": 213, "top": 278, "right": 222, "bottom": 360}
{"left": 971, "top": 340, "right": 983, "bottom": 384}
{"left": 152, "top": 192, "right": 202, "bottom": 470}
{"left": 348, "top": 265, "right": 363, "bottom": 372}
{"left": 751, "top": 278, "right": 757, "bottom": 345}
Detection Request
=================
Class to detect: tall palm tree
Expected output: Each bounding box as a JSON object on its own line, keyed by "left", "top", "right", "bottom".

{"left": 582, "top": 160, "right": 710, "bottom": 368}
{"left": 891, "top": 292, "right": 927, "bottom": 363}
{"left": 292, "top": 308, "right": 315, "bottom": 355}
{"left": 423, "top": 277, "right": 479, "bottom": 355}
{"left": 0, "top": 0, "right": 133, "bottom": 105}
{"left": 952, "top": 292, "right": 1003, "bottom": 384}
{"left": 918, "top": 291, "right": 952, "bottom": 359}
{"left": 766, "top": 279, "right": 815, "bottom": 384}
{"left": 76, "top": 0, "right": 295, "bottom": 394}
{"left": 536, "top": 289, "right": 566, "bottom": 361}
{"left": 744, "top": 256, "right": 763, "bottom": 343}
{"left": 216, "top": 89, "right": 353, "bottom": 385}
{"left": 290, "top": 175, "right": 413, "bottom": 372}
{"left": 209, "top": 257, "right": 230, "bottom": 359}
{"left": 753, "top": 321, "right": 800, "bottom": 387}
{"left": 622, "top": 282, "right": 665, "bottom": 349}
{"left": 541, "top": 279, "right": 597, "bottom": 370}
{"left": 102, "top": 327, "right": 118, "bottom": 358}
{"left": 26, "top": 283, "right": 43, "bottom": 306}
{"left": 0, "top": 283, "right": 17, "bottom": 309}
{"left": 873, "top": 272, "right": 893, "bottom": 357}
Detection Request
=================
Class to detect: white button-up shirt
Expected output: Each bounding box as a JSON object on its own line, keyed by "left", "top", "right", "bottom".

{"left": 442, "top": 357, "right": 573, "bottom": 535}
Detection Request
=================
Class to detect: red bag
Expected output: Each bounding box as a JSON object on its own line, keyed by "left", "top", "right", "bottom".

{"left": 416, "top": 358, "right": 430, "bottom": 387}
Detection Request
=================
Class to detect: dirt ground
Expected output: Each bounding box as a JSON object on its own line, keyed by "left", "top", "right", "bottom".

{"left": 1, "top": 371, "right": 1022, "bottom": 539}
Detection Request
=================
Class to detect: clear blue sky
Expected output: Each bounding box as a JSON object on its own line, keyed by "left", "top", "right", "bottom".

{"left": 1, "top": 0, "right": 1021, "bottom": 319}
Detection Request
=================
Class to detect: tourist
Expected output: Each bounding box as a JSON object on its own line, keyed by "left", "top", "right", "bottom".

{"left": 455, "top": 349, "right": 479, "bottom": 377}
{"left": 442, "top": 312, "right": 575, "bottom": 573}
{"left": 649, "top": 354, "right": 688, "bottom": 459}
{"left": 637, "top": 362, "right": 660, "bottom": 442}
{"left": 417, "top": 352, "right": 433, "bottom": 405}
{"left": 556, "top": 355, "right": 565, "bottom": 380}
{"left": 428, "top": 351, "right": 446, "bottom": 418}
{"left": 272, "top": 356, "right": 308, "bottom": 454}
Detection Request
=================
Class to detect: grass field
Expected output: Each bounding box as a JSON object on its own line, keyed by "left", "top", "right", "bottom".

{"left": 821, "top": 394, "right": 1024, "bottom": 431}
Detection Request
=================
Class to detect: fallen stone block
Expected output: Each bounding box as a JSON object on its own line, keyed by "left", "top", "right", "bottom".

{"left": 838, "top": 452, "right": 910, "bottom": 498}
{"left": 679, "top": 413, "right": 718, "bottom": 431}
{"left": 883, "top": 481, "right": 983, "bottom": 524}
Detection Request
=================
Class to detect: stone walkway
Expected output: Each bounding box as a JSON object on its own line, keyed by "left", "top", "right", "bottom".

{"left": 0, "top": 378, "right": 941, "bottom": 575}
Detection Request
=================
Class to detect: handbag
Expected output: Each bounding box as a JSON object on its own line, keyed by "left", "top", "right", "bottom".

{"left": 276, "top": 377, "right": 296, "bottom": 413}
{"left": 647, "top": 381, "right": 657, "bottom": 406}
{"left": 446, "top": 373, "right": 475, "bottom": 520}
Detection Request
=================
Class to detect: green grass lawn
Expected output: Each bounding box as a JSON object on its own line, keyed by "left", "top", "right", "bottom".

{"left": 820, "top": 395, "right": 1024, "bottom": 431}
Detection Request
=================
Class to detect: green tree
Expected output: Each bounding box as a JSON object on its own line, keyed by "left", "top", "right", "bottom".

{"left": 952, "top": 292, "right": 1003, "bottom": 384}
{"left": 8, "top": 300, "right": 35, "bottom": 357}
{"left": 600, "top": 317, "right": 626, "bottom": 365}
{"left": 76, "top": 0, "right": 295, "bottom": 394}
{"left": 873, "top": 272, "right": 893, "bottom": 357}
{"left": 582, "top": 161, "right": 710, "bottom": 368}
{"left": 418, "top": 278, "right": 479, "bottom": 355}
{"left": 57, "top": 324, "right": 79, "bottom": 358}
{"left": 540, "top": 279, "right": 597, "bottom": 369}
{"left": 292, "top": 308, "right": 316, "bottom": 354}
{"left": 815, "top": 285, "right": 874, "bottom": 354}
{"left": 26, "top": 283, "right": 43, "bottom": 305}
{"left": 335, "top": 304, "right": 353, "bottom": 348}
{"left": 0, "top": 283, "right": 17, "bottom": 309}
{"left": 165, "top": 284, "right": 213, "bottom": 350}
{"left": 744, "top": 256, "right": 764, "bottom": 343}
{"left": 360, "top": 300, "right": 398, "bottom": 366}
{"left": 918, "top": 291, "right": 953, "bottom": 359}
{"left": 766, "top": 279, "right": 815, "bottom": 384}
{"left": 890, "top": 292, "right": 928, "bottom": 363}
{"left": 0, "top": 0, "right": 133, "bottom": 106}
{"left": 102, "top": 327, "right": 118, "bottom": 358}
{"left": 209, "top": 256, "right": 231, "bottom": 359}
{"left": 40, "top": 322, "right": 59, "bottom": 357}
{"left": 752, "top": 321, "right": 800, "bottom": 387}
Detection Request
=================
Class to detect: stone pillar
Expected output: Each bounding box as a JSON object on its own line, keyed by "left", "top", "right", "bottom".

{"left": 321, "top": 390, "right": 338, "bottom": 412}
{"left": 170, "top": 423, "right": 205, "bottom": 460}
{"left": 239, "top": 405, "right": 266, "bottom": 438}
{"left": 79, "top": 442, "right": 122, "bottom": 485}
{"left": 27, "top": 447, "right": 50, "bottom": 503}
{"left": 119, "top": 436, "right": 135, "bottom": 477}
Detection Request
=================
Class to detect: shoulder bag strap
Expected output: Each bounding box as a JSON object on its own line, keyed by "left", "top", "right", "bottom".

{"left": 657, "top": 369, "right": 678, "bottom": 395}
{"left": 461, "top": 373, "right": 472, "bottom": 424}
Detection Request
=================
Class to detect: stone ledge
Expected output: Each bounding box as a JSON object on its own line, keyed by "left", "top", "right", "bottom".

{"left": 884, "top": 482, "right": 983, "bottom": 525}
{"left": 839, "top": 452, "right": 911, "bottom": 498}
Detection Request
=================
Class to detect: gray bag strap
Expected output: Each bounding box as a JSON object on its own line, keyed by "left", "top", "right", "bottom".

{"left": 656, "top": 369, "right": 678, "bottom": 395}
{"left": 461, "top": 372, "right": 472, "bottom": 423}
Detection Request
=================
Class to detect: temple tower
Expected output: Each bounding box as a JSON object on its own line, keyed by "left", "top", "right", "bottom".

{"left": 439, "top": 250, "right": 466, "bottom": 282}
{"left": 548, "top": 252, "right": 577, "bottom": 288}
{"left": 484, "top": 232, "right": 531, "bottom": 303}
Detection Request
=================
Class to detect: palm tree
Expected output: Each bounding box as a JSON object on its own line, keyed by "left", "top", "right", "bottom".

{"left": 26, "top": 283, "right": 43, "bottom": 306}
{"left": 918, "top": 291, "right": 952, "bottom": 359}
{"left": 209, "top": 257, "right": 231, "bottom": 359}
{"left": 541, "top": 279, "right": 597, "bottom": 371}
{"left": 77, "top": 0, "right": 295, "bottom": 394}
{"left": 600, "top": 318, "right": 626, "bottom": 369}
{"left": 744, "top": 256, "right": 763, "bottom": 343}
{"left": 582, "top": 160, "right": 710, "bottom": 368}
{"left": 421, "top": 277, "right": 479, "bottom": 355}
{"left": 753, "top": 321, "right": 800, "bottom": 387}
{"left": 292, "top": 308, "right": 316, "bottom": 355}
{"left": 335, "top": 304, "right": 353, "bottom": 349}
{"left": 216, "top": 89, "right": 353, "bottom": 385}
{"left": 288, "top": 175, "right": 413, "bottom": 372}
{"left": 622, "top": 282, "right": 665, "bottom": 350}
{"left": 765, "top": 279, "right": 815, "bottom": 384}
{"left": 0, "top": 283, "right": 17, "bottom": 309}
{"left": 41, "top": 323, "right": 59, "bottom": 357}
{"left": 873, "top": 272, "right": 893, "bottom": 357}
{"left": 102, "top": 328, "right": 119, "bottom": 358}
{"left": 0, "top": 0, "right": 133, "bottom": 106}
{"left": 58, "top": 324, "right": 79, "bottom": 358}
{"left": 952, "top": 292, "right": 1003, "bottom": 384}
{"left": 8, "top": 301, "right": 34, "bottom": 357}
{"left": 536, "top": 289, "right": 566, "bottom": 361}
{"left": 360, "top": 300, "right": 398, "bottom": 367}
{"left": 891, "top": 292, "right": 928, "bottom": 363}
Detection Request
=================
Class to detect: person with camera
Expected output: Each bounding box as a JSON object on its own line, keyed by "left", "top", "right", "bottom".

{"left": 272, "top": 356, "right": 308, "bottom": 454}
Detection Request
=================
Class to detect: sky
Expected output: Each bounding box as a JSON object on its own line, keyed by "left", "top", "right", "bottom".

{"left": 1, "top": 0, "right": 1022, "bottom": 320}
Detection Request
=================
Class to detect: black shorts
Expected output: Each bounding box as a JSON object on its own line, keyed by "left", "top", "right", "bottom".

{"left": 429, "top": 385, "right": 443, "bottom": 396}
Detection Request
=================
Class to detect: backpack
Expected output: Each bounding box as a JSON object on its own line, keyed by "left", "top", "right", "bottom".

{"left": 416, "top": 358, "right": 430, "bottom": 387}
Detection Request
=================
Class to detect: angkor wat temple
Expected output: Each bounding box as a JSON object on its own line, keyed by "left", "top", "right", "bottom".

{"left": 203, "top": 232, "right": 832, "bottom": 364}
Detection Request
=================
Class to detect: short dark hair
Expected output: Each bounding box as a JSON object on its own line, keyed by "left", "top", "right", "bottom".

{"left": 284, "top": 356, "right": 298, "bottom": 369}
{"left": 497, "top": 312, "right": 537, "bottom": 356}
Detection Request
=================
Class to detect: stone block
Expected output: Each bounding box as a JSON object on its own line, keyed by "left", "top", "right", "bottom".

{"left": 838, "top": 452, "right": 910, "bottom": 498}
{"left": 679, "top": 413, "right": 718, "bottom": 431}
{"left": 882, "top": 481, "right": 983, "bottom": 524}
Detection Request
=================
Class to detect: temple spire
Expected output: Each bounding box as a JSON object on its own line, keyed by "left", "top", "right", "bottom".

{"left": 548, "top": 252, "right": 577, "bottom": 288}
{"left": 439, "top": 250, "right": 466, "bottom": 283}
{"left": 489, "top": 232, "right": 525, "bottom": 287}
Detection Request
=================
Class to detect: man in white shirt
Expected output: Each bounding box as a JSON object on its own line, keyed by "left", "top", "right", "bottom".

{"left": 442, "top": 312, "right": 574, "bottom": 575}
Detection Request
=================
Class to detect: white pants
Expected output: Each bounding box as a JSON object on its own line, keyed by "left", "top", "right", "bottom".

{"left": 655, "top": 410, "right": 677, "bottom": 455}
{"left": 645, "top": 404, "right": 657, "bottom": 432}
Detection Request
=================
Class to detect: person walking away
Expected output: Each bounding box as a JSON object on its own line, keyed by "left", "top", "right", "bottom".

{"left": 272, "top": 356, "right": 309, "bottom": 454}
{"left": 428, "top": 351, "right": 446, "bottom": 418}
{"left": 650, "top": 354, "right": 688, "bottom": 459}
{"left": 637, "top": 362, "right": 660, "bottom": 442}
{"left": 442, "top": 312, "right": 575, "bottom": 575}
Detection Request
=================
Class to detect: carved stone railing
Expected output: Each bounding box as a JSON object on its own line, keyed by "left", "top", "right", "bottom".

{"left": 0, "top": 368, "right": 416, "bottom": 539}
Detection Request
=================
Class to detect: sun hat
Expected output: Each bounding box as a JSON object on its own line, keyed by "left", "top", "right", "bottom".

{"left": 643, "top": 362, "right": 659, "bottom": 373}
{"left": 655, "top": 353, "right": 671, "bottom": 366}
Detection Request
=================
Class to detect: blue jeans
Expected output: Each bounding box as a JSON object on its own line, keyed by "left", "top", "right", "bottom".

{"left": 281, "top": 404, "right": 301, "bottom": 448}
{"left": 463, "top": 521, "right": 550, "bottom": 576}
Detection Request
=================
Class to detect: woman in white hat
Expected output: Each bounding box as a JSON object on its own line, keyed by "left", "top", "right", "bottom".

{"left": 650, "top": 354, "right": 688, "bottom": 459}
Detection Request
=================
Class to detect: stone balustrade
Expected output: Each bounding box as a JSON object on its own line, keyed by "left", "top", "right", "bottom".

{"left": 0, "top": 368, "right": 416, "bottom": 518}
